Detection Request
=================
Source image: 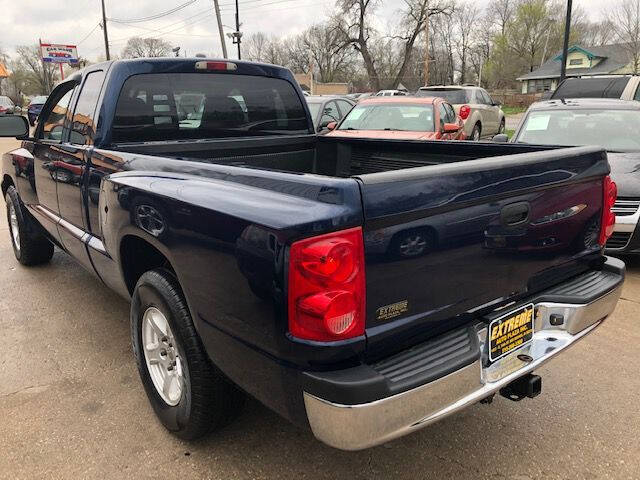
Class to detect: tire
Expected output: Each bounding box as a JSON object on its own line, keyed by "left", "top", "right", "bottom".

{"left": 5, "top": 186, "right": 54, "bottom": 266}
{"left": 390, "top": 228, "right": 435, "bottom": 258}
{"left": 498, "top": 118, "right": 506, "bottom": 135}
{"left": 131, "top": 268, "right": 244, "bottom": 440}
{"left": 471, "top": 123, "right": 481, "bottom": 141}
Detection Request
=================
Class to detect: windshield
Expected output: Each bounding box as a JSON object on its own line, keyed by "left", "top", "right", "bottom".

{"left": 516, "top": 109, "right": 640, "bottom": 152}
{"left": 338, "top": 103, "right": 435, "bottom": 132}
{"left": 418, "top": 89, "right": 469, "bottom": 104}
{"left": 306, "top": 102, "right": 321, "bottom": 119}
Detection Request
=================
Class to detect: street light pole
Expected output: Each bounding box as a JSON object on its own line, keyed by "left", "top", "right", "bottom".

{"left": 101, "top": 0, "right": 110, "bottom": 60}
{"left": 213, "top": 0, "right": 228, "bottom": 59}
{"left": 235, "top": 0, "right": 241, "bottom": 60}
{"left": 559, "top": 0, "right": 573, "bottom": 83}
{"left": 423, "top": 1, "right": 429, "bottom": 87}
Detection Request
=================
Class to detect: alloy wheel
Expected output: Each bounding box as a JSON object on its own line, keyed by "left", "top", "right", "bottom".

{"left": 8, "top": 201, "right": 20, "bottom": 252}
{"left": 142, "top": 307, "right": 184, "bottom": 406}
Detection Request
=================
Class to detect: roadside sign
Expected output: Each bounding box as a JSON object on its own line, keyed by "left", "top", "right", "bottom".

{"left": 40, "top": 43, "right": 79, "bottom": 64}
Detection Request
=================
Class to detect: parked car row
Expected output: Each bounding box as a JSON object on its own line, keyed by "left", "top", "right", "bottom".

{"left": 308, "top": 85, "right": 505, "bottom": 143}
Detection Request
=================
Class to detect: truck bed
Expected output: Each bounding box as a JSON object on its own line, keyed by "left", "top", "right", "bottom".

{"left": 105, "top": 136, "right": 609, "bottom": 363}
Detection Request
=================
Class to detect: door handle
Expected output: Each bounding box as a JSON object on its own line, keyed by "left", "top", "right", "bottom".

{"left": 501, "top": 202, "right": 530, "bottom": 227}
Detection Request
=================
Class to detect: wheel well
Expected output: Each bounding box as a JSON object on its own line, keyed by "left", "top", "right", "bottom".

{"left": 1, "top": 175, "right": 14, "bottom": 197}
{"left": 120, "top": 235, "right": 175, "bottom": 295}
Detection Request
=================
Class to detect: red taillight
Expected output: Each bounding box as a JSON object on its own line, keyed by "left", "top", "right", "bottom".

{"left": 0, "top": 106, "right": 6, "bottom": 113}
{"left": 599, "top": 175, "right": 617, "bottom": 247}
{"left": 288, "top": 227, "right": 366, "bottom": 342}
{"left": 459, "top": 105, "right": 471, "bottom": 120}
{"left": 195, "top": 61, "right": 238, "bottom": 71}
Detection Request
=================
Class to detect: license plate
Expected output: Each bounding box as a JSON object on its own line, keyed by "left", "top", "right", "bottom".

{"left": 488, "top": 303, "right": 535, "bottom": 362}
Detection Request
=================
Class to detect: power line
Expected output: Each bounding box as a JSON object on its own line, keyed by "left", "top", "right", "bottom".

{"left": 77, "top": 22, "right": 101, "bottom": 46}
{"left": 109, "top": 0, "right": 197, "bottom": 23}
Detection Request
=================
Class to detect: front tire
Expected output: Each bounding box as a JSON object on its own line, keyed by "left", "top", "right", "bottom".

{"left": 5, "top": 186, "right": 54, "bottom": 266}
{"left": 131, "top": 268, "right": 244, "bottom": 440}
{"left": 498, "top": 118, "right": 506, "bottom": 135}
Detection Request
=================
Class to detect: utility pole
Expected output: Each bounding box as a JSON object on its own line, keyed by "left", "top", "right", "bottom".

{"left": 100, "top": 0, "right": 110, "bottom": 60}
{"left": 559, "top": 0, "right": 572, "bottom": 83}
{"left": 213, "top": 0, "right": 228, "bottom": 59}
{"left": 423, "top": 3, "right": 430, "bottom": 87}
{"left": 235, "top": 0, "right": 242, "bottom": 60}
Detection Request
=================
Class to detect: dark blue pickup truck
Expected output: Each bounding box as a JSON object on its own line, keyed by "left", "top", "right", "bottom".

{"left": 0, "top": 59, "right": 624, "bottom": 450}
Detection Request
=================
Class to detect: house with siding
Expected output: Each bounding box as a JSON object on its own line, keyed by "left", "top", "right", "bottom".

{"left": 517, "top": 44, "right": 637, "bottom": 94}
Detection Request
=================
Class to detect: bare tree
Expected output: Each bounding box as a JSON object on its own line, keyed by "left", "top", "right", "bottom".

{"left": 15, "top": 45, "right": 57, "bottom": 94}
{"left": 303, "top": 23, "right": 356, "bottom": 82}
{"left": 492, "top": 0, "right": 516, "bottom": 35}
{"left": 121, "top": 37, "right": 172, "bottom": 58}
{"left": 453, "top": 3, "right": 481, "bottom": 84}
{"left": 245, "top": 32, "right": 270, "bottom": 62}
{"left": 429, "top": 12, "right": 456, "bottom": 84}
{"left": 505, "top": 0, "right": 555, "bottom": 73}
{"left": 335, "top": 0, "right": 451, "bottom": 90}
{"left": 581, "top": 19, "right": 616, "bottom": 47}
{"left": 609, "top": 0, "right": 640, "bottom": 73}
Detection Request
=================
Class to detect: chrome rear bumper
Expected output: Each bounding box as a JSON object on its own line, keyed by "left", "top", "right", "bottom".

{"left": 303, "top": 263, "right": 623, "bottom": 451}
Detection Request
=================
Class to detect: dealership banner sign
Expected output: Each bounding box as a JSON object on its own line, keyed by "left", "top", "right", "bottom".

{"left": 40, "top": 43, "right": 79, "bottom": 64}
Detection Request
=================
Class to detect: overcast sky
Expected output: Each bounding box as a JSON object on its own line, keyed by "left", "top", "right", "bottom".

{"left": 0, "top": 0, "right": 607, "bottom": 62}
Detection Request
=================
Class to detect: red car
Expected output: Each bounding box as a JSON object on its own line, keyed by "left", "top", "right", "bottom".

{"left": 326, "top": 96, "right": 466, "bottom": 141}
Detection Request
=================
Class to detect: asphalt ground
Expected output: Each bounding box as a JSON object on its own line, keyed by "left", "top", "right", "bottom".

{"left": 0, "top": 137, "right": 639, "bottom": 480}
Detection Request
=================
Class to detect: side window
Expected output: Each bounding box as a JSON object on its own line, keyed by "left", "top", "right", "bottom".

{"left": 336, "top": 100, "right": 354, "bottom": 118}
{"left": 634, "top": 83, "right": 640, "bottom": 101}
{"left": 38, "top": 84, "right": 77, "bottom": 142}
{"left": 482, "top": 90, "right": 494, "bottom": 105}
{"left": 70, "top": 71, "right": 105, "bottom": 145}
{"left": 444, "top": 103, "right": 456, "bottom": 123}
{"left": 321, "top": 101, "right": 340, "bottom": 124}
{"left": 439, "top": 104, "right": 447, "bottom": 129}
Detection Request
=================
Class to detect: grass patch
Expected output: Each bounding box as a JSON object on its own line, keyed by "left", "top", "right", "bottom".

{"left": 502, "top": 106, "right": 527, "bottom": 115}
{"left": 506, "top": 129, "right": 515, "bottom": 139}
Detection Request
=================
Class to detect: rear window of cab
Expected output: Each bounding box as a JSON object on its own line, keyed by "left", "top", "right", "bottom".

{"left": 111, "top": 72, "right": 309, "bottom": 143}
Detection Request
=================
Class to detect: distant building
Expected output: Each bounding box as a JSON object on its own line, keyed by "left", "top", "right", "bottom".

{"left": 293, "top": 72, "right": 349, "bottom": 95}
{"left": 518, "top": 44, "right": 638, "bottom": 94}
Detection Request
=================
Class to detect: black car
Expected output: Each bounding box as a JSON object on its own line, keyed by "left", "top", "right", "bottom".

{"left": 305, "top": 95, "right": 355, "bottom": 132}
{"left": 27, "top": 95, "right": 48, "bottom": 126}
{"left": 505, "top": 98, "right": 640, "bottom": 254}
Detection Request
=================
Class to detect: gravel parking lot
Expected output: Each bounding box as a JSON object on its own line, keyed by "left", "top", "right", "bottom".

{"left": 0, "top": 136, "right": 639, "bottom": 480}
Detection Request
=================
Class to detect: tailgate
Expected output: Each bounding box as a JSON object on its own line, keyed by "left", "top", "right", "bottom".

{"left": 356, "top": 146, "right": 609, "bottom": 358}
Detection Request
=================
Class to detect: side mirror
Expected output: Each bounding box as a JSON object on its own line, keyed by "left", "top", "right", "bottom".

{"left": 492, "top": 133, "right": 509, "bottom": 143}
{"left": 326, "top": 121, "right": 337, "bottom": 131}
{"left": 443, "top": 123, "right": 461, "bottom": 133}
{"left": 492, "top": 101, "right": 502, "bottom": 107}
{"left": 0, "top": 114, "right": 29, "bottom": 138}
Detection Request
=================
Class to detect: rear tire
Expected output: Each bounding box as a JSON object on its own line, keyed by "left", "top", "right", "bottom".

{"left": 5, "top": 186, "right": 54, "bottom": 266}
{"left": 131, "top": 268, "right": 244, "bottom": 440}
{"left": 471, "top": 123, "right": 481, "bottom": 141}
